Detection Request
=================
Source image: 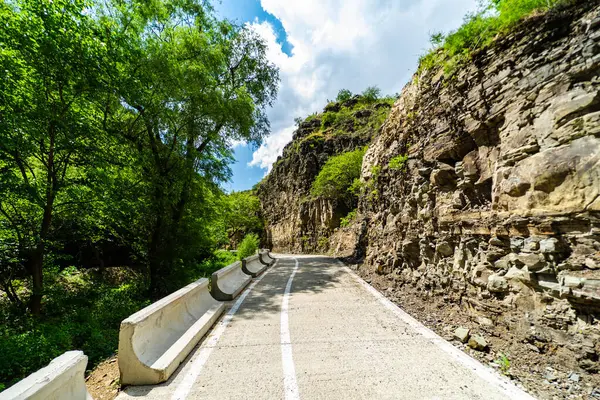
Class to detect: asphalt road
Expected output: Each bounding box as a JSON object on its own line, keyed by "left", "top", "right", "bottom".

{"left": 116, "top": 255, "right": 534, "bottom": 400}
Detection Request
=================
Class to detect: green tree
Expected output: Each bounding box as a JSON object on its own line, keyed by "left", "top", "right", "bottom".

{"left": 0, "top": 0, "right": 113, "bottom": 313}
{"left": 99, "top": 0, "right": 279, "bottom": 296}
{"left": 225, "top": 191, "right": 263, "bottom": 248}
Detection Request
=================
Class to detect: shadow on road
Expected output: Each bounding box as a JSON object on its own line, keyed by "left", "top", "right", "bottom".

{"left": 234, "top": 255, "right": 345, "bottom": 320}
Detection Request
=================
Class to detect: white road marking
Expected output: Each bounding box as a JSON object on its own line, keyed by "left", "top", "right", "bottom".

{"left": 338, "top": 261, "right": 535, "bottom": 400}
{"left": 171, "top": 260, "right": 279, "bottom": 400}
{"left": 281, "top": 258, "right": 300, "bottom": 400}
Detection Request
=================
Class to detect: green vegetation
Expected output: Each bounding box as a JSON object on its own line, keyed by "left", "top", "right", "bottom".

{"left": 237, "top": 233, "right": 260, "bottom": 260}
{"left": 311, "top": 147, "right": 367, "bottom": 207}
{"left": 356, "top": 165, "right": 382, "bottom": 203}
{"left": 389, "top": 155, "right": 409, "bottom": 170}
{"left": 340, "top": 210, "right": 358, "bottom": 228}
{"left": 418, "top": 0, "right": 570, "bottom": 76}
{"left": 294, "top": 86, "right": 395, "bottom": 150}
{"left": 0, "top": 267, "right": 148, "bottom": 388}
{"left": 321, "top": 112, "right": 339, "bottom": 129}
{"left": 495, "top": 353, "right": 511, "bottom": 375}
{"left": 0, "top": 0, "right": 277, "bottom": 389}
{"left": 225, "top": 192, "right": 263, "bottom": 249}
{"left": 362, "top": 86, "right": 382, "bottom": 103}
{"left": 300, "top": 235, "right": 310, "bottom": 249}
{"left": 198, "top": 250, "right": 239, "bottom": 277}
{"left": 317, "top": 236, "right": 329, "bottom": 250}
{"left": 336, "top": 89, "right": 353, "bottom": 102}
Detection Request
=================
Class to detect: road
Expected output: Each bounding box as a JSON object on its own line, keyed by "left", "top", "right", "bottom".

{"left": 117, "top": 255, "right": 534, "bottom": 400}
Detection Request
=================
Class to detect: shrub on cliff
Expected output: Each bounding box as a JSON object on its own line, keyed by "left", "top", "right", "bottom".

{"left": 336, "top": 89, "right": 353, "bottom": 102}
{"left": 311, "top": 147, "right": 367, "bottom": 205}
{"left": 419, "top": 0, "right": 570, "bottom": 75}
{"left": 362, "top": 86, "right": 382, "bottom": 103}
{"left": 389, "top": 154, "right": 409, "bottom": 170}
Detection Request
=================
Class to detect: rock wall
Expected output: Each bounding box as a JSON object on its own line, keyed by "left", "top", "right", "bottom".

{"left": 258, "top": 99, "right": 389, "bottom": 253}
{"left": 357, "top": 1, "right": 600, "bottom": 377}
{"left": 257, "top": 122, "right": 368, "bottom": 252}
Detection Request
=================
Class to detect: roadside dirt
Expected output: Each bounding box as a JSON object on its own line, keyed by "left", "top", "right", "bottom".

{"left": 353, "top": 263, "right": 600, "bottom": 400}
{"left": 86, "top": 356, "right": 120, "bottom": 400}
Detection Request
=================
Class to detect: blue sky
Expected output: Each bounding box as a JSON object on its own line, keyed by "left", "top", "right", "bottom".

{"left": 217, "top": 0, "right": 479, "bottom": 193}
{"left": 216, "top": 0, "right": 290, "bottom": 192}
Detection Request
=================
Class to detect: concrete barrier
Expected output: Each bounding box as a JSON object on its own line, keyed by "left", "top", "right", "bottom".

{"left": 211, "top": 261, "right": 252, "bottom": 301}
{"left": 118, "top": 278, "right": 225, "bottom": 385}
{"left": 260, "top": 249, "right": 276, "bottom": 265}
{"left": 242, "top": 254, "right": 267, "bottom": 277}
{"left": 0, "top": 351, "right": 91, "bottom": 400}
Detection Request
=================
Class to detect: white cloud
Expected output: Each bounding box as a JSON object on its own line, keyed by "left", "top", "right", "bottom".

{"left": 249, "top": 125, "right": 295, "bottom": 170}
{"left": 249, "top": 0, "right": 478, "bottom": 172}
{"left": 230, "top": 139, "right": 246, "bottom": 149}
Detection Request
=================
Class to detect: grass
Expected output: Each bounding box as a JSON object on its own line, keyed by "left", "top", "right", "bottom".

{"left": 0, "top": 250, "right": 237, "bottom": 391}
{"left": 417, "top": 0, "right": 571, "bottom": 77}
{"left": 495, "top": 352, "right": 511, "bottom": 375}
{"left": 0, "top": 267, "right": 149, "bottom": 389}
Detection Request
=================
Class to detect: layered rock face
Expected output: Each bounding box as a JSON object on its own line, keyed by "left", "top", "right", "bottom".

{"left": 258, "top": 99, "right": 389, "bottom": 252}
{"left": 359, "top": 2, "right": 600, "bottom": 373}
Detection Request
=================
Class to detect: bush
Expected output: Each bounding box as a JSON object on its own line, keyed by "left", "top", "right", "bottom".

{"left": 361, "top": 86, "right": 381, "bottom": 103}
{"left": 340, "top": 210, "right": 357, "bottom": 228}
{"left": 317, "top": 236, "right": 329, "bottom": 250}
{"left": 321, "top": 112, "right": 337, "bottom": 129}
{"left": 237, "top": 233, "right": 260, "bottom": 260}
{"left": 0, "top": 274, "right": 148, "bottom": 389}
{"left": 336, "top": 89, "right": 353, "bottom": 102}
{"left": 311, "top": 147, "right": 367, "bottom": 207}
{"left": 389, "top": 154, "right": 408, "bottom": 170}
{"left": 197, "top": 250, "right": 238, "bottom": 277}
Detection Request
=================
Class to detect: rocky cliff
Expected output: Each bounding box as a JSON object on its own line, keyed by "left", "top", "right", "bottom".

{"left": 257, "top": 97, "right": 392, "bottom": 252}
{"left": 260, "top": 1, "right": 600, "bottom": 396}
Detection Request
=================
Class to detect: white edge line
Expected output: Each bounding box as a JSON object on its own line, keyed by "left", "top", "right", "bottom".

{"left": 281, "top": 258, "right": 300, "bottom": 400}
{"left": 171, "top": 260, "right": 279, "bottom": 400}
{"left": 336, "top": 260, "right": 536, "bottom": 400}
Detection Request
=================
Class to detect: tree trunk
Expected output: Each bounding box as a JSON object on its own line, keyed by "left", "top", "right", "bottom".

{"left": 28, "top": 247, "right": 44, "bottom": 315}
{"left": 28, "top": 126, "right": 56, "bottom": 315}
{"left": 29, "top": 200, "right": 54, "bottom": 315}
{"left": 148, "top": 211, "right": 164, "bottom": 299}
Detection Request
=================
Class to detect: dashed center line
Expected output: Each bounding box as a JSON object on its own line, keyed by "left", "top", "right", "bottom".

{"left": 281, "top": 258, "right": 300, "bottom": 400}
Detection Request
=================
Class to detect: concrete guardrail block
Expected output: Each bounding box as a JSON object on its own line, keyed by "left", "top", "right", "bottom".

{"left": 242, "top": 254, "right": 267, "bottom": 277}
{"left": 211, "top": 261, "right": 252, "bottom": 301}
{"left": 260, "top": 249, "right": 276, "bottom": 265}
{"left": 0, "top": 351, "right": 91, "bottom": 400}
{"left": 118, "top": 278, "right": 225, "bottom": 385}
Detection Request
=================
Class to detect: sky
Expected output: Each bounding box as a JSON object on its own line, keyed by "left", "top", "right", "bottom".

{"left": 217, "top": 0, "right": 479, "bottom": 192}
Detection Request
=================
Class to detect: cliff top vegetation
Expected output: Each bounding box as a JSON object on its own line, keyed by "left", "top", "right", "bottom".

{"left": 418, "top": 0, "right": 573, "bottom": 76}
{"left": 289, "top": 87, "right": 395, "bottom": 151}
